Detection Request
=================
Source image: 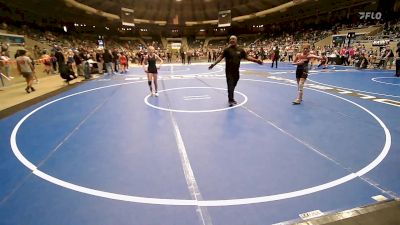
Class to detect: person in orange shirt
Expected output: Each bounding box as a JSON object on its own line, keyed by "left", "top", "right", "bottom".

{"left": 41, "top": 50, "right": 52, "bottom": 75}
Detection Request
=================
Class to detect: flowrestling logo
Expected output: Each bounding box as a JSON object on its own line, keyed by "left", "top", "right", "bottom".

{"left": 359, "top": 12, "right": 382, "bottom": 20}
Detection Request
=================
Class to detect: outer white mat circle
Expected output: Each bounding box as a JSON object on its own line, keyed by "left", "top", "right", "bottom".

{"left": 144, "top": 87, "right": 248, "bottom": 113}
{"left": 10, "top": 78, "right": 391, "bottom": 206}
{"left": 371, "top": 77, "right": 400, "bottom": 86}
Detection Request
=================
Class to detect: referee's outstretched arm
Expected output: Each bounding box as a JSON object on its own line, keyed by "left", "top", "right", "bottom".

{"left": 209, "top": 55, "right": 224, "bottom": 69}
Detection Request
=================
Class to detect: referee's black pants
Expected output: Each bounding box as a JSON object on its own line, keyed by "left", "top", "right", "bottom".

{"left": 226, "top": 72, "right": 239, "bottom": 102}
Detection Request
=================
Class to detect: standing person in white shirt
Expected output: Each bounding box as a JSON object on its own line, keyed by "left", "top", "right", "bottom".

{"left": 0, "top": 51, "right": 13, "bottom": 80}
{"left": 16, "top": 50, "right": 36, "bottom": 93}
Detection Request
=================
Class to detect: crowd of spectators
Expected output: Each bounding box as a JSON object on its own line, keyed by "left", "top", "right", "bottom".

{"left": 1, "top": 18, "right": 399, "bottom": 90}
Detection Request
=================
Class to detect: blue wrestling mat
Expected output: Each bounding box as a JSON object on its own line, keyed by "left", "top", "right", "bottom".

{"left": 0, "top": 62, "right": 399, "bottom": 225}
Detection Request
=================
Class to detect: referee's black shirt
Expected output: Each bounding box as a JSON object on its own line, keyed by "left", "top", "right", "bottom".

{"left": 223, "top": 45, "right": 247, "bottom": 75}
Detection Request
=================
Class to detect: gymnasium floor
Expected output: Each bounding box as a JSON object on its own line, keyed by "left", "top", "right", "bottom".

{"left": 0, "top": 62, "right": 399, "bottom": 225}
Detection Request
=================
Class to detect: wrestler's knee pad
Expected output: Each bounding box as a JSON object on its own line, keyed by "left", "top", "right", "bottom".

{"left": 298, "top": 80, "right": 305, "bottom": 92}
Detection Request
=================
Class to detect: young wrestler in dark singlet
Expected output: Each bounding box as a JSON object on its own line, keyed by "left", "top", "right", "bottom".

{"left": 292, "top": 43, "right": 321, "bottom": 104}
{"left": 143, "top": 46, "right": 163, "bottom": 96}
